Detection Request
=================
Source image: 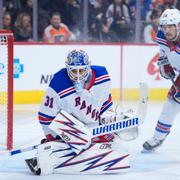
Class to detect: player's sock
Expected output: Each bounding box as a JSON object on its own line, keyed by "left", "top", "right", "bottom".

{"left": 25, "top": 157, "right": 41, "bottom": 175}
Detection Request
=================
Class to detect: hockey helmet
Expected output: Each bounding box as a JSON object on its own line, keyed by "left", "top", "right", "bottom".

{"left": 160, "top": 9, "right": 180, "bottom": 26}
{"left": 159, "top": 8, "right": 180, "bottom": 40}
{"left": 65, "top": 50, "right": 91, "bottom": 84}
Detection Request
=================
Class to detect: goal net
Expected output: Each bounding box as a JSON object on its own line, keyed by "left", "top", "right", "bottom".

{"left": 0, "top": 30, "right": 14, "bottom": 150}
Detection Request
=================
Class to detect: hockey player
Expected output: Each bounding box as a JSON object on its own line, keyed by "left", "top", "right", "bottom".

{"left": 143, "top": 8, "right": 180, "bottom": 152}
{"left": 25, "top": 49, "right": 133, "bottom": 175}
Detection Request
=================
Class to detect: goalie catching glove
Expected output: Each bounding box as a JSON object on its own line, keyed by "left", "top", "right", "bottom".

{"left": 100, "top": 108, "right": 139, "bottom": 141}
{"left": 157, "top": 56, "right": 175, "bottom": 80}
{"left": 100, "top": 108, "right": 134, "bottom": 125}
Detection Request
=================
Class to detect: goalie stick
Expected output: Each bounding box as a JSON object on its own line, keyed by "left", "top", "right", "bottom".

{"left": 171, "top": 77, "right": 178, "bottom": 90}
{"left": 10, "top": 145, "right": 38, "bottom": 156}
{"left": 114, "top": 82, "right": 148, "bottom": 141}
{"left": 10, "top": 83, "right": 148, "bottom": 156}
{"left": 137, "top": 82, "right": 148, "bottom": 121}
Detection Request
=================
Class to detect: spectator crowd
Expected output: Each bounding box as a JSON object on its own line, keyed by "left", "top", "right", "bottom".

{"left": 1, "top": 0, "right": 180, "bottom": 43}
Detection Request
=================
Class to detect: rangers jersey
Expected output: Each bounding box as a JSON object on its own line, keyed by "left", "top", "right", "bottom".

{"left": 38, "top": 65, "right": 113, "bottom": 140}
{"left": 156, "top": 29, "right": 180, "bottom": 72}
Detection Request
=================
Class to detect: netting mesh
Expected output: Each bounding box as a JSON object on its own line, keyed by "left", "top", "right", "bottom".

{"left": 0, "top": 34, "right": 8, "bottom": 149}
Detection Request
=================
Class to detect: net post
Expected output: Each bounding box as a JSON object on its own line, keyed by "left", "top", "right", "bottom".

{"left": 0, "top": 30, "right": 14, "bottom": 150}
{"left": 7, "top": 32, "right": 14, "bottom": 150}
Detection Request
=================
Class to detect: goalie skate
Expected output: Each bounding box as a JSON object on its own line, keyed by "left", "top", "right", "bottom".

{"left": 142, "top": 137, "right": 165, "bottom": 152}
{"left": 25, "top": 157, "right": 41, "bottom": 175}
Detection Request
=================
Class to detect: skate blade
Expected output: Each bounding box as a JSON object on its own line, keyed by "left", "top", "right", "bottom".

{"left": 141, "top": 148, "right": 155, "bottom": 153}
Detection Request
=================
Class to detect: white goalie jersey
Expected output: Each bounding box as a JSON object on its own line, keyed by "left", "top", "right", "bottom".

{"left": 38, "top": 65, "right": 113, "bottom": 141}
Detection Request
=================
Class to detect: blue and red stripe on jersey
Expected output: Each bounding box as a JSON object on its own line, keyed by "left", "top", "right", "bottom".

{"left": 155, "top": 121, "right": 172, "bottom": 134}
{"left": 94, "top": 74, "right": 110, "bottom": 86}
{"left": 58, "top": 86, "right": 76, "bottom": 99}
{"left": 156, "top": 37, "right": 168, "bottom": 46}
{"left": 38, "top": 112, "right": 55, "bottom": 125}
{"left": 156, "top": 30, "right": 180, "bottom": 55}
{"left": 100, "top": 94, "right": 113, "bottom": 114}
{"left": 156, "top": 30, "right": 168, "bottom": 47}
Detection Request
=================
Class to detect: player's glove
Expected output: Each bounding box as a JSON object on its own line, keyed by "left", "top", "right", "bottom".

{"left": 100, "top": 110, "right": 116, "bottom": 124}
{"left": 157, "top": 56, "right": 175, "bottom": 79}
{"left": 100, "top": 109, "right": 133, "bottom": 125}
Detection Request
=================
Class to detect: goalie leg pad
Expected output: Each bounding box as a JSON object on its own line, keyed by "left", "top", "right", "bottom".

{"left": 36, "top": 140, "right": 130, "bottom": 175}
{"left": 37, "top": 141, "right": 71, "bottom": 175}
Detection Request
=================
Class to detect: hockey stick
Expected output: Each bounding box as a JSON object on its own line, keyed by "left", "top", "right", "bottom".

{"left": 10, "top": 83, "right": 148, "bottom": 155}
{"left": 137, "top": 82, "right": 148, "bottom": 122}
{"left": 170, "top": 76, "right": 180, "bottom": 103}
{"left": 170, "top": 77, "right": 178, "bottom": 91}
{"left": 10, "top": 145, "right": 38, "bottom": 156}
{"left": 117, "top": 82, "right": 148, "bottom": 141}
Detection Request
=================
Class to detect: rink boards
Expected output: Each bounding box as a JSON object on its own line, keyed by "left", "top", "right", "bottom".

{"left": 4, "top": 43, "right": 172, "bottom": 103}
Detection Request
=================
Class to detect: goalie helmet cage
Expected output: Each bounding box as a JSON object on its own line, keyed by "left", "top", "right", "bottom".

{"left": 0, "top": 30, "right": 14, "bottom": 150}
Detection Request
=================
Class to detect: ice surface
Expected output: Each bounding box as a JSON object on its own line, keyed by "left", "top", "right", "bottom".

{"left": 0, "top": 102, "right": 180, "bottom": 180}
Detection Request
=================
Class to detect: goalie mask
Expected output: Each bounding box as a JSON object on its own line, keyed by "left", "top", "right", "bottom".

{"left": 66, "top": 50, "right": 91, "bottom": 92}
{"left": 159, "top": 8, "right": 180, "bottom": 41}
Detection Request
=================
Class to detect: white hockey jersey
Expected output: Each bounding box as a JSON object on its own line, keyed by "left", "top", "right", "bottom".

{"left": 156, "top": 29, "right": 180, "bottom": 72}
{"left": 38, "top": 65, "right": 113, "bottom": 140}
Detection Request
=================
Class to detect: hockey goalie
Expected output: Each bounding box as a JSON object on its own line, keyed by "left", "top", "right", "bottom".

{"left": 25, "top": 50, "right": 148, "bottom": 175}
